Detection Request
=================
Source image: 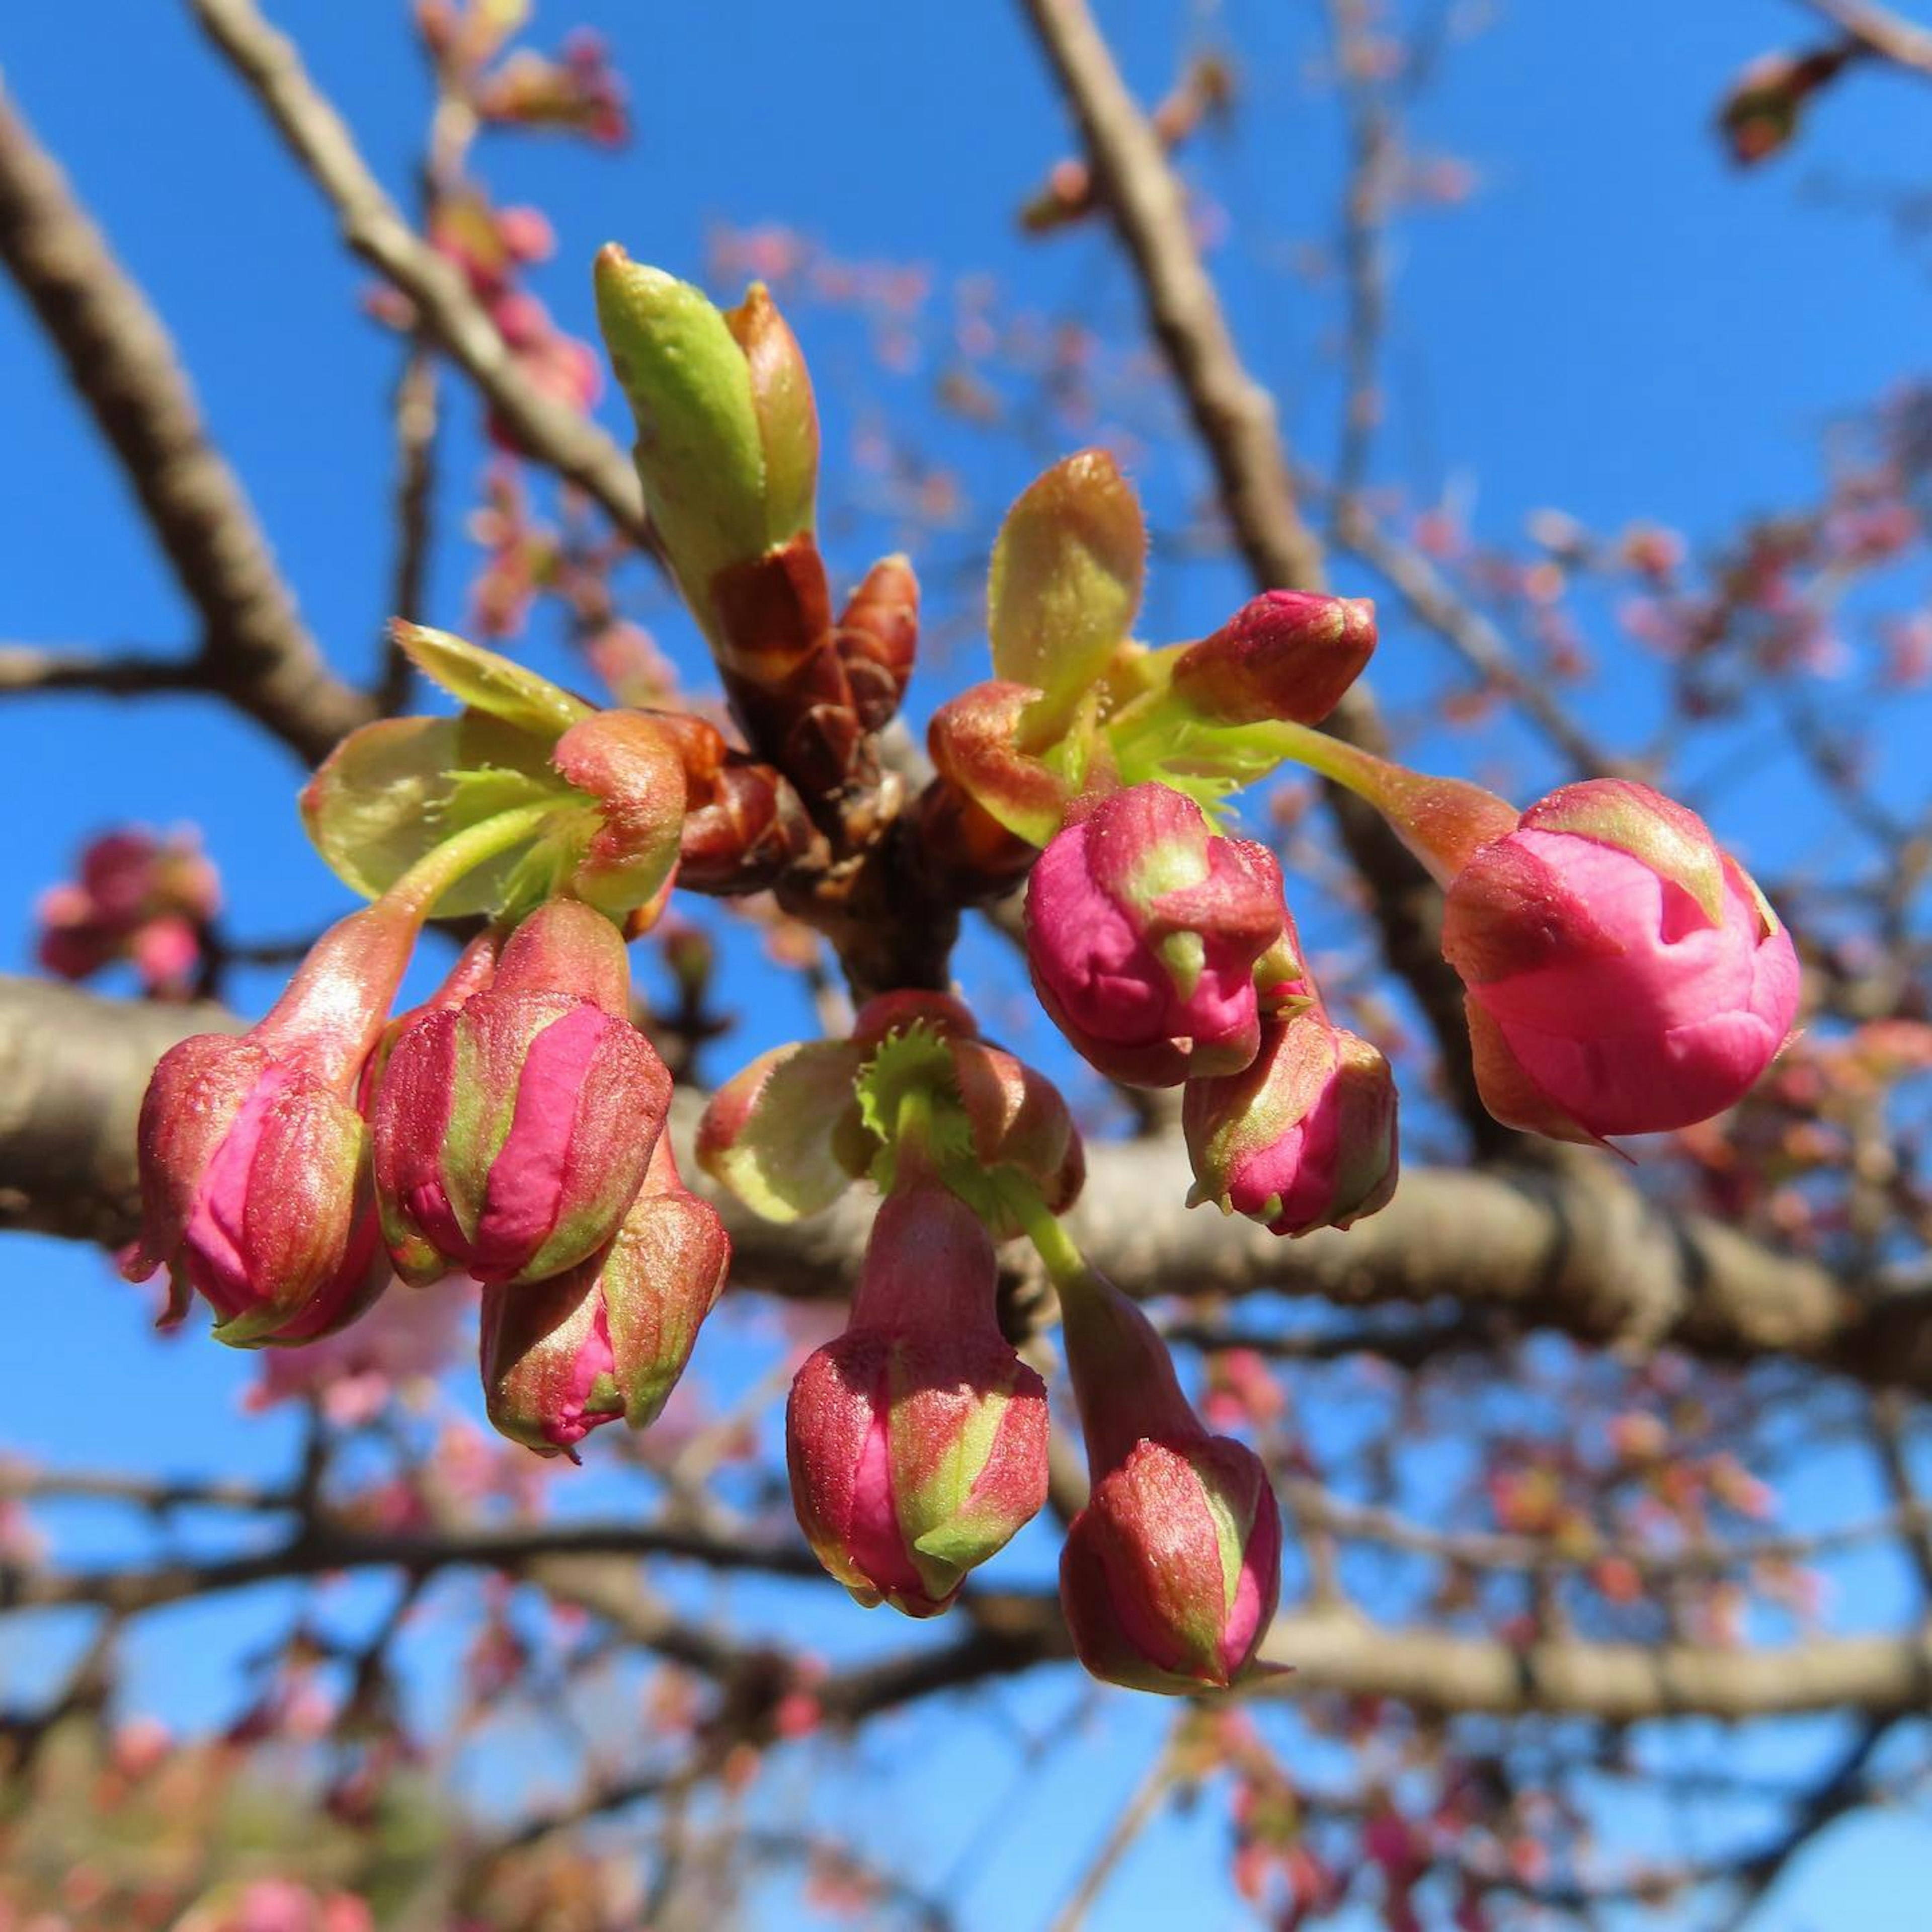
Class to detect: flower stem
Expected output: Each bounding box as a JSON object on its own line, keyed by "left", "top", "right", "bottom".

{"left": 997, "top": 1171, "right": 1091, "bottom": 1293}
{"left": 382, "top": 802, "right": 558, "bottom": 920}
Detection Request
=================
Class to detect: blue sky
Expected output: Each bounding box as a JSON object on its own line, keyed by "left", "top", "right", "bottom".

{"left": 3, "top": 1, "right": 1931, "bottom": 1924}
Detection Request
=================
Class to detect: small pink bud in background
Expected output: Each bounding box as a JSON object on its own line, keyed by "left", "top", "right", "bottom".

{"left": 1184, "top": 1009, "right": 1398, "bottom": 1236}
{"left": 1169, "top": 591, "right": 1377, "bottom": 728}
{"left": 786, "top": 1187, "right": 1049, "bottom": 1617}
{"left": 481, "top": 1136, "right": 730, "bottom": 1456}
{"left": 1440, "top": 780, "right": 1801, "bottom": 1141}
{"left": 1057, "top": 1267, "right": 1282, "bottom": 1693}
{"left": 372, "top": 899, "right": 671, "bottom": 1286}
{"left": 1026, "top": 782, "right": 1285, "bottom": 1086}
{"left": 37, "top": 827, "right": 220, "bottom": 997}
{"left": 122, "top": 901, "right": 422, "bottom": 1346}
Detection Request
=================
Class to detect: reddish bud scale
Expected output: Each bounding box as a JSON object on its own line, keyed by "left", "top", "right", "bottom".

{"left": 371, "top": 901, "right": 671, "bottom": 1286}
{"left": 786, "top": 1188, "right": 1050, "bottom": 1616}
{"left": 927, "top": 679, "right": 1072, "bottom": 851}
{"left": 834, "top": 554, "right": 920, "bottom": 734}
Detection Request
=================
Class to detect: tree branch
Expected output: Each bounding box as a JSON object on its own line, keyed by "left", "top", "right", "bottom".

{"left": 0, "top": 78, "right": 374, "bottom": 766}
{"left": 184, "top": 0, "right": 648, "bottom": 543}
{"left": 4, "top": 975, "right": 1928, "bottom": 1397}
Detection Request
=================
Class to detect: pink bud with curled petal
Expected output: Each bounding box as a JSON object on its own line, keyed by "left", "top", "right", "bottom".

{"left": 1025, "top": 782, "right": 1285, "bottom": 1086}
{"left": 481, "top": 1135, "right": 730, "bottom": 1457}
{"left": 1183, "top": 1009, "right": 1399, "bottom": 1237}
{"left": 1056, "top": 1267, "right": 1282, "bottom": 1693}
{"left": 786, "top": 1187, "right": 1049, "bottom": 1617}
{"left": 371, "top": 899, "right": 671, "bottom": 1286}
{"left": 1440, "top": 780, "right": 1802, "bottom": 1142}
{"left": 121, "top": 899, "right": 421, "bottom": 1346}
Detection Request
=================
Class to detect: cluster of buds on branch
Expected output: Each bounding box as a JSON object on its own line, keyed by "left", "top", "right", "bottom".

{"left": 120, "top": 240, "right": 1801, "bottom": 1695}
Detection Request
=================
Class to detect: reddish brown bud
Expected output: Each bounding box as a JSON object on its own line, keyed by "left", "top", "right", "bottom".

{"left": 834, "top": 554, "right": 920, "bottom": 733}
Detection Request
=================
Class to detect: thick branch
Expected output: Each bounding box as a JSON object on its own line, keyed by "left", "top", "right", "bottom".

{"left": 0, "top": 80, "right": 373, "bottom": 766}
{"left": 4, "top": 975, "right": 1928, "bottom": 1397}
{"left": 1015, "top": 0, "right": 1505, "bottom": 1147}
{"left": 185, "top": 0, "right": 648, "bottom": 541}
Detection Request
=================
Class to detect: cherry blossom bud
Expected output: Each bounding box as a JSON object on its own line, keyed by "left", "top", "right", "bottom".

{"left": 1717, "top": 44, "right": 1855, "bottom": 168}
{"left": 1170, "top": 591, "right": 1377, "bottom": 728}
{"left": 1440, "top": 780, "right": 1801, "bottom": 1141}
{"left": 1057, "top": 1268, "right": 1281, "bottom": 1693}
{"left": 123, "top": 901, "right": 421, "bottom": 1346}
{"left": 786, "top": 1187, "right": 1049, "bottom": 1617}
{"left": 834, "top": 553, "right": 919, "bottom": 733}
{"left": 1026, "top": 783, "right": 1285, "bottom": 1085}
{"left": 1184, "top": 1010, "right": 1399, "bottom": 1236}
{"left": 371, "top": 900, "right": 671, "bottom": 1285}
{"left": 927, "top": 679, "right": 1072, "bottom": 848}
{"left": 481, "top": 1137, "right": 730, "bottom": 1456}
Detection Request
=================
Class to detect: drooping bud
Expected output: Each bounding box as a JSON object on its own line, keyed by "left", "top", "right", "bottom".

{"left": 1183, "top": 1010, "right": 1398, "bottom": 1236}
{"left": 834, "top": 554, "right": 920, "bottom": 733}
{"left": 1440, "top": 779, "right": 1802, "bottom": 1142}
{"left": 122, "top": 900, "right": 423, "bottom": 1346}
{"left": 1169, "top": 592, "right": 1377, "bottom": 728}
{"left": 1025, "top": 782, "right": 1285, "bottom": 1085}
{"left": 480, "top": 1135, "right": 730, "bottom": 1456}
{"left": 987, "top": 450, "right": 1145, "bottom": 743}
{"left": 1056, "top": 1267, "right": 1282, "bottom": 1694}
{"left": 786, "top": 1187, "right": 1050, "bottom": 1617}
{"left": 371, "top": 899, "right": 672, "bottom": 1285}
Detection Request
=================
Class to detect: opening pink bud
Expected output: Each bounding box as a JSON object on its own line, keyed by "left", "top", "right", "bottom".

{"left": 786, "top": 1188, "right": 1049, "bottom": 1617}
{"left": 1184, "top": 1012, "right": 1399, "bottom": 1237}
{"left": 1025, "top": 783, "right": 1285, "bottom": 1087}
{"left": 372, "top": 901, "right": 672, "bottom": 1285}
{"left": 1441, "top": 781, "right": 1802, "bottom": 1141}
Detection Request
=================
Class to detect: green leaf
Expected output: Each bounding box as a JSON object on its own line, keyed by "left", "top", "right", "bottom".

{"left": 698, "top": 1041, "right": 864, "bottom": 1223}
{"left": 300, "top": 712, "right": 566, "bottom": 916}
{"left": 392, "top": 622, "right": 592, "bottom": 740}
{"left": 855, "top": 1023, "right": 976, "bottom": 1194}
{"left": 987, "top": 450, "right": 1145, "bottom": 721}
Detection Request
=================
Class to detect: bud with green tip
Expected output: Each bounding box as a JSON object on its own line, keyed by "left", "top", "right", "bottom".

{"left": 480, "top": 1135, "right": 730, "bottom": 1457}
{"left": 592, "top": 248, "right": 818, "bottom": 640}
{"left": 786, "top": 1186, "right": 1050, "bottom": 1618}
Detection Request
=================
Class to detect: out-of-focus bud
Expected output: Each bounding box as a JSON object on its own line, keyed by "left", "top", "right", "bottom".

{"left": 697, "top": 992, "right": 1082, "bottom": 1230}
{"left": 786, "top": 1187, "right": 1049, "bottom": 1616}
{"left": 372, "top": 899, "right": 671, "bottom": 1285}
{"left": 987, "top": 450, "right": 1145, "bottom": 740}
{"left": 1025, "top": 782, "right": 1285, "bottom": 1085}
{"left": 1717, "top": 44, "right": 1855, "bottom": 167}
{"left": 927, "top": 679, "right": 1073, "bottom": 848}
{"left": 1183, "top": 1008, "right": 1398, "bottom": 1236}
{"left": 1169, "top": 591, "right": 1377, "bottom": 728}
{"left": 481, "top": 1136, "right": 730, "bottom": 1456}
{"left": 38, "top": 828, "right": 221, "bottom": 997}
{"left": 1440, "top": 779, "right": 1802, "bottom": 1142}
{"left": 834, "top": 554, "right": 920, "bottom": 733}
{"left": 593, "top": 250, "right": 817, "bottom": 635}
{"left": 1057, "top": 1266, "right": 1282, "bottom": 1693}
{"left": 122, "top": 901, "right": 422, "bottom": 1345}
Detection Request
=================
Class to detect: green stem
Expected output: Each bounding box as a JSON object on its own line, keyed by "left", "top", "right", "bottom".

{"left": 997, "top": 1171, "right": 1091, "bottom": 1293}
{"left": 381, "top": 801, "right": 557, "bottom": 920}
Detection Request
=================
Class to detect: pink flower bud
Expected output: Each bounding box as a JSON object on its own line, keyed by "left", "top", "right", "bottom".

{"left": 481, "top": 1136, "right": 730, "bottom": 1456}
{"left": 786, "top": 1188, "right": 1049, "bottom": 1617}
{"left": 122, "top": 901, "right": 421, "bottom": 1345}
{"left": 1169, "top": 591, "right": 1377, "bottom": 727}
{"left": 1184, "top": 1010, "right": 1399, "bottom": 1236}
{"left": 1026, "top": 783, "right": 1285, "bottom": 1086}
{"left": 372, "top": 900, "right": 671, "bottom": 1285}
{"left": 1441, "top": 780, "right": 1801, "bottom": 1141}
{"left": 1057, "top": 1269, "right": 1281, "bottom": 1693}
